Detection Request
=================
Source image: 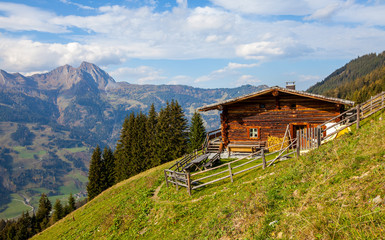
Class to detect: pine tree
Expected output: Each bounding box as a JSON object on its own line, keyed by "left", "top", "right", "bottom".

{"left": 102, "top": 147, "right": 115, "bottom": 189}
{"left": 169, "top": 100, "right": 188, "bottom": 159}
{"left": 132, "top": 112, "right": 148, "bottom": 172}
{"left": 146, "top": 104, "right": 159, "bottom": 168}
{"left": 51, "top": 199, "right": 64, "bottom": 223}
{"left": 68, "top": 193, "right": 76, "bottom": 213}
{"left": 155, "top": 102, "right": 173, "bottom": 164}
{"left": 64, "top": 193, "right": 76, "bottom": 215}
{"left": 114, "top": 113, "right": 135, "bottom": 182}
{"left": 155, "top": 100, "right": 188, "bottom": 164}
{"left": 87, "top": 145, "right": 103, "bottom": 200}
{"left": 35, "top": 193, "right": 52, "bottom": 231}
{"left": 189, "top": 111, "right": 206, "bottom": 152}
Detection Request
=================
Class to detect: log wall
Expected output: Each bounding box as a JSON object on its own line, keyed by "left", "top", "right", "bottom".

{"left": 221, "top": 92, "right": 344, "bottom": 144}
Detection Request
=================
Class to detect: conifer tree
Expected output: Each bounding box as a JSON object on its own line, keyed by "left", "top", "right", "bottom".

{"left": 155, "top": 102, "right": 173, "bottom": 164}
{"left": 146, "top": 104, "right": 159, "bottom": 167}
{"left": 102, "top": 147, "right": 115, "bottom": 189}
{"left": 114, "top": 113, "right": 135, "bottom": 182}
{"left": 68, "top": 193, "right": 76, "bottom": 212}
{"left": 189, "top": 111, "right": 206, "bottom": 152}
{"left": 132, "top": 112, "right": 148, "bottom": 172}
{"left": 87, "top": 145, "right": 103, "bottom": 200}
{"left": 169, "top": 100, "right": 188, "bottom": 159}
{"left": 35, "top": 193, "right": 52, "bottom": 231}
{"left": 64, "top": 193, "right": 76, "bottom": 215}
{"left": 155, "top": 100, "right": 188, "bottom": 164}
{"left": 51, "top": 199, "right": 64, "bottom": 223}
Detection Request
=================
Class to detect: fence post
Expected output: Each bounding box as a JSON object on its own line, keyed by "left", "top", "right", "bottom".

{"left": 317, "top": 127, "right": 321, "bottom": 148}
{"left": 296, "top": 130, "right": 300, "bottom": 157}
{"left": 186, "top": 171, "right": 191, "bottom": 196}
{"left": 164, "top": 170, "right": 169, "bottom": 188}
{"left": 356, "top": 104, "right": 360, "bottom": 130}
{"left": 173, "top": 171, "right": 179, "bottom": 191}
{"left": 371, "top": 96, "right": 373, "bottom": 112}
{"left": 228, "top": 163, "right": 233, "bottom": 183}
{"left": 382, "top": 94, "right": 384, "bottom": 107}
{"left": 262, "top": 149, "right": 266, "bottom": 169}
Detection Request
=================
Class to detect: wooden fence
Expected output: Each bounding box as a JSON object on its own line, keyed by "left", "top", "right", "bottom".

{"left": 164, "top": 138, "right": 298, "bottom": 195}
{"left": 297, "top": 91, "right": 385, "bottom": 150}
{"left": 165, "top": 91, "right": 385, "bottom": 195}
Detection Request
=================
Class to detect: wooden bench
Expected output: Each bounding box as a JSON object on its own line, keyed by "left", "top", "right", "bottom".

{"left": 227, "top": 141, "right": 266, "bottom": 154}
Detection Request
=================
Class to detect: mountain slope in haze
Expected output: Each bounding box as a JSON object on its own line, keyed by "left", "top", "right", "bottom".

{"left": 307, "top": 52, "right": 385, "bottom": 101}
{"left": 33, "top": 109, "right": 385, "bottom": 239}
{"left": 0, "top": 62, "right": 267, "bottom": 219}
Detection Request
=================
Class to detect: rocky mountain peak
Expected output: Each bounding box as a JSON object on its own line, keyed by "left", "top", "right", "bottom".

{"left": 78, "top": 61, "right": 116, "bottom": 90}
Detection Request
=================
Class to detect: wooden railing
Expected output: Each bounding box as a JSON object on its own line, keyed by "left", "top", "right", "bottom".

{"left": 168, "top": 128, "right": 221, "bottom": 172}
{"left": 202, "top": 128, "right": 221, "bottom": 153}
{"left": 165, "top": 138, "right": 298, "bottom": 195}
{"left": 298, "top": 91, "right": 385, "bottom": 150}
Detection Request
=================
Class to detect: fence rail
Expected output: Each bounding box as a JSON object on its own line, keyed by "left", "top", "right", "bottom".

{"left": 165, "top": 138, "right": 298, "bottom": 195}
{"left": 299, "top": 91, "right": 385, "bottom": 150}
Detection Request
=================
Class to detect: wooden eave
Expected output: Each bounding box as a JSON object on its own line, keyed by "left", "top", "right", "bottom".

{"left": 198, "top": 86, "right": 355, "bottom": 111}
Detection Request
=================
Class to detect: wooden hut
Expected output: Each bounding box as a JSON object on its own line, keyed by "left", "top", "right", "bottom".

{"left": 198, "top": 85, "right": 354, "bottom": 152}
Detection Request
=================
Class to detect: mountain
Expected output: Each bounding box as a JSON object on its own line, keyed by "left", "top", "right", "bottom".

{"left": 0, "top": 62, "right": 267, "bottom": 219}
{"left": 32, "top": 109, "right": 385, "bottom": 239}
{"left": 307, "top": 52, "right": 385, "bottom": 102}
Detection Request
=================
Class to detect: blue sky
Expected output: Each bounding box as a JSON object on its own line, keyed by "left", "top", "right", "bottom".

{"left": 0, "top": 0, "right": 385, "bottom": 90}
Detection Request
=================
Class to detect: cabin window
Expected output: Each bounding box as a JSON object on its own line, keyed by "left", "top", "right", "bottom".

{"left": 259, "top": 103, "right": 265, "bottom": 108}
{"left": 249, "top": 127, "right": 260, "bottom": 139}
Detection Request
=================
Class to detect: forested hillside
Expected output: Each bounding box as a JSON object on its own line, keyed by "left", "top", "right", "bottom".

{"left": 307, "top": 52, "right": 385, "bottom": 102}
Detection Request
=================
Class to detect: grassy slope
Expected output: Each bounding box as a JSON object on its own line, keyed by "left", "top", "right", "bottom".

{"left": 33, "top": 111, "right": 385, "bottom": 239}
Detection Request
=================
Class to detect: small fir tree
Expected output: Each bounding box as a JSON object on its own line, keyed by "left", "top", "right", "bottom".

{"left": 189, "top": 111, "right": 206, "bottom": 152}
{"left": 102, "top": 147, "right": 115, "bottom": 189}
{"left": 51, "top": 199, "right": 64, "bottom": 223}
{"left": 87, "top": 145, "right": 103, "bottom": 200}
{"left": 146, "top": 104, "right": 159, "bottom": 168}
{"left": 35, "top": 193, "right": 52, "bottom": 231}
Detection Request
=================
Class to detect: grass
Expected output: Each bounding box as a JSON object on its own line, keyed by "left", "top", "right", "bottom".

{"left": 0, "top": 194, "right": 33, "bottom": 220}
{"left": 33, "top": 110, "right": 385, "bottom": 239}
{"left": 62, "top": 147, "right": 88, "bottom": 153}
{"left": 12, "top": 146, "right": 47, "bottom": 159}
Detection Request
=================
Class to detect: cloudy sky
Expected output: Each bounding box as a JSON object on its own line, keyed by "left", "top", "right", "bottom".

{"left": 0, "top": 0, "right": 384, "bottom": 90}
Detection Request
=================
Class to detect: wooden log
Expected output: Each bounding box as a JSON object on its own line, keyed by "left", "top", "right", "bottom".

{"left": 262, "top": 149, "right": 266, "bottom": 169}
{"left": 317, "top": 126, "right": 321, "bottom": 148}
{"left": 228, "top": 163, "right": 233, "bottom": 183}
{"left": 173, "top": 171, "right": 178, "bottom": 191}
{"left": 296, "top": 130, "right": 300, "bottom": 157}
{"left": 186, "top": 171, "right": 191, "bottom": 196}
{"left": 356, "top": 104, "right": 360, "bottom": 129}
{"left": 164, "top": 170, "right": 169, "bottom": 188}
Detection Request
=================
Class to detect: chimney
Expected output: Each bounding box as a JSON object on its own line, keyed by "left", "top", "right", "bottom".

{"left": 286, "top": 81, "right": 295, "bottom": 90}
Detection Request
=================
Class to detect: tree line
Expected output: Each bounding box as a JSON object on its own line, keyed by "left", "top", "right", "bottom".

{"left": 87, "top": 100, "right": 206, "bottom": 201}
{"left": 0, "top": 193, "right": 77, "bottom": 240}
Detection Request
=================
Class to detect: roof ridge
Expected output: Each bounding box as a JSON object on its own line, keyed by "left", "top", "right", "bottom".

{"left": 198, "top": 86, "right": 355, "bottom": 111}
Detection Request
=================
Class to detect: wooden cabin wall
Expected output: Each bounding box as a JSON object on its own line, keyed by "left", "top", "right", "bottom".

{"left": 223, "top": 93, "right": 343, "bottom": 143}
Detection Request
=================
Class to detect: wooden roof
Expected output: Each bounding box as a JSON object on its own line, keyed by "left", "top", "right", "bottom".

{"left": 198, "top": 86, "right": 355, "bottom": 111}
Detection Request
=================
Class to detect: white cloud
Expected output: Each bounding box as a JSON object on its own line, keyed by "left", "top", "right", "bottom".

{"left": 0, "top": 1, "right": 385, "bottom": 74}
{"left": 59, "top": 0, "right": 95, "bottom": 10}
{"left": 0, "top": 2, "right": 67, "bottom": 33}
{"left": 210, "top": 0, "right": 311, "bottom": 15}
{"left": 195, "top": 62, "right": 259, "bottom": 84}
{"left": 0, "top": 38, "right": 124, "bottom": 72}
{"left": 235, "top": 75, "right": 261, "bottom": 86}
{"left": 110, "top": 66, "right": 166, "bottom": 84}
